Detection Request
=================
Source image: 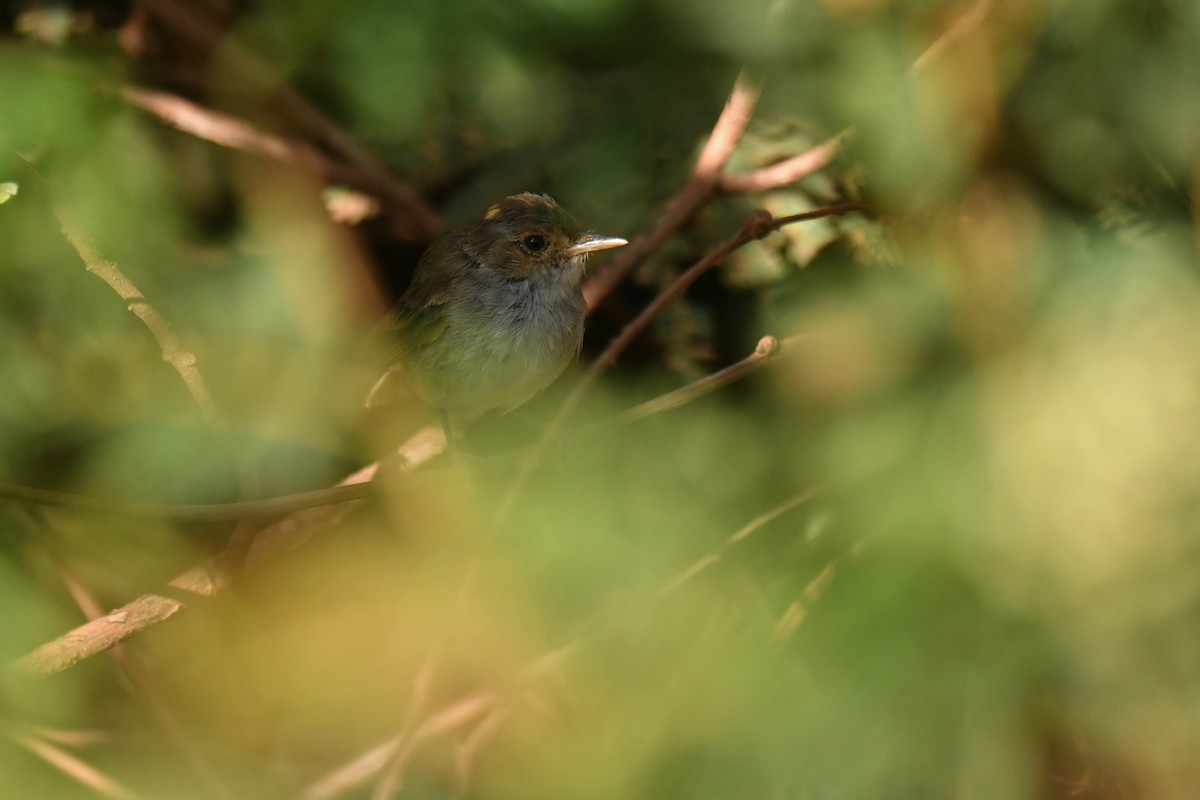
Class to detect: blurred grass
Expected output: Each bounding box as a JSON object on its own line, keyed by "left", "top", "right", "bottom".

{"left": 2, "top": 0, "right": 1200, "bottom": 797}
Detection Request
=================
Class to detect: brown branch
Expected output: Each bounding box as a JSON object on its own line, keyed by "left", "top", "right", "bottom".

{"left": 56, "top": 212, "right": 219, "bottom": 425}
{"left": 371, "top": 650, "right": 441, "bottom": 800}
{"left": 608, "top": 334, "right": 795, "bottom": 424}
{"left": 583, "top": 210, "right": 775, "bottom": 388}
{"left": 16, "top": 462, "right": 378, "bottom": 677}
{"left": 0, "top": 477, "right": 375, "bottom": 521}
{"left": 452, "top": 704, "right": 512, "bottom": 795}
{"left": 123, "top": 87, "right": 307, "bottom": 164}
{"left": 717, "top": 132, "right": 847, "bottom": 194}
{"left": 582, "top": 204, "right": 868, "bottom": 415}
{"left": 909, "top": 0, "right": 994, "bottom": 74}
{"left": 0, "top": 421, "right": 445, "bottom": 524}
{"left": 581, "top": 76, "right": 852, "bottom": 315}
{"left": 6, "top": 152, "right": 228, "bottom": 454}
{"left": 305, "top": 641, "right": 577, "bottom": 799}
{"left": 12, "top": 732, "right": 140, "bottom": 800}
{"left": 56, "top": 568, "right": 236, "bottom": 799}
{"left": 582, "top": 73, "right": 760, "bottom": 311}
{"left": 664, "top": 489, "right": 820, "bottom": 593}
{"left": 130, "top": 0, "right": 442, "bottom": 241}
{"left": 16, "top": 423, "right": 450, "bottom": 677}
{"left": 123, "top": 88, "right": 410, "bottom": 236}
{"left": 303, "top": 692, "right": 498, "bottom": 800}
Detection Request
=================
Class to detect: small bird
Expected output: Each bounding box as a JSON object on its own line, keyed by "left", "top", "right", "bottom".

{"left": 367, "top": 193, "right": 627, "bottom": 438}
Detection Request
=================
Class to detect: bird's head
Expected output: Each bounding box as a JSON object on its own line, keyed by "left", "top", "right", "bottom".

{"left": 461, "top": 193, "right": 626, "bottom": 280}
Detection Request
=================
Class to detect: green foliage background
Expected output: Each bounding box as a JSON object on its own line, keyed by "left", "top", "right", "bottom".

{"left": 2, "top": 0, "right": 1200, "bottom": 798}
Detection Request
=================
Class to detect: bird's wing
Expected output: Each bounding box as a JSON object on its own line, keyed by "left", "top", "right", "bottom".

{"left": 380, "top": 296, "right": 449, "bottom": 364}
{"left": 377, "top": 235, "right": 461, "bottom": 363}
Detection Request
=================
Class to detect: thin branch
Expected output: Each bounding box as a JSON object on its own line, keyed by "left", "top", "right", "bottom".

{"left": 12, "top": 732, "right": 140, "bottom": 800}
{"left": 123, "top": 88, "right": 414, "bottom": 237}
{"left": 453, "top": 705, "right": 512, "bottom": 795}
{"left": 909, "top": 0, "right": 994, "bottom": 74}
{"left": 57, "top": 214, "right": 218, "bottom": 424}
{"left": 20, "top": 727, "right": 114, "bottom": 749}
{"left": 608, "top": 334, "right": 792, "bottom": 424}
{"left": 717, "top": 132, "right": 847, "bottom": 194}
{"left": 16, "top": 462, "right": 378, "bottom": 677}
{"left": 303, "top": 692, "right": 498, "bottom": 800}
{"left": 123, "top": 87, "right": 308, "bottom": 164}
{"left": 729, "top": 491, "right": 816, "bottom": 544}
{"left": 16, "top": 422, "right": 451, "bottom": 676}
{"left": 664, "top": 489, "right": 819, "bottom": 592}
{"left": 584, "top": 207, "right": 863, "bottom": 435}
{"left": 305, "top": 640, "right": 579, "bottom": 800}
{"left": 0, "top": 477, "right": 375, "bottom": 521}
{"left": 693, "top": 74, "right": 763, "bottom": 177}
{"left": 130, "top": 0, "right": 443, "bottom": 241}
{"left": 11, "top": 118, "right": 221, "bottom": 433}
{"left": 371, "top": 649, "right": 442, "bottom": 800}
{"left": 582, "top": 73, "right": 760, "bottom": 311}
{"left": 56, "top": 567, "right": 237, "bottom": 800}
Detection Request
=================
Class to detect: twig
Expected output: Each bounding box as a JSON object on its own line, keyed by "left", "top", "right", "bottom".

{"left": 0, "top": 477, "right": 375, "bottom": 521}
{"left": 16, "top": 462, "right": 378, "bottom": 677}
{"left": 56, "top": 567, "right": 237, "bottom": 799}
{"left": 609, "top": 334, "right": 795, "bottom": 424}
{"left": 305, "top": 640, "right": 579, "bottom": 799}
{"left": 16, "top": 422, "right": 449, "bottom": 676}
{"left": 123, "top": 87, "right": 311, "bottom": 165}
{"left": 587, "top": 202, "right": 862, "bottom": 383}
{"left": 20, "top": 727, "right": 114, "bottom": 749}
{"left": 717, "top": 132, "right": 847, "bottom": 194}
{"left": 909, "top": 0, "right": 994, "bottom": 74}
{"left": 582, "top": 73, "right": 761, "bottom": 311}
{"left": 582, "top": 79, "right": 849, "bottom": 313}
{"left": 12, "top": 732, "right": 140, "bottom": 800}
{"left": 123, "top": 88, "right": 414, "bottom": 237}
{"left": 453, "top": 705, "right": 512, "bottom": 795}
{"left": 13, "top": 114, "right": 219, "bottom": 428}
{"left": 584, "top": 210, "right": 777, "bottom": 387}
{"left": 664, "top": 490, "right": 819, "bottom": 593}
{"left": 130, "top": 0, "right": 442, "bottom": 241}
{"left": 114, "top": 0, "right": 429, "bottom": 228}
{"left": 371, "top": 649, "right": 441, "bottom": 800}
{"left": 302, "top": 692, "right": 498, "bottom": 800}
{"left": 57, "top": 214, "right": 218, "bottom": 425}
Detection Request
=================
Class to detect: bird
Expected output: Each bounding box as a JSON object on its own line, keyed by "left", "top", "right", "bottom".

{"left": 367, "top": 193, "right": 627, "bottom": 440}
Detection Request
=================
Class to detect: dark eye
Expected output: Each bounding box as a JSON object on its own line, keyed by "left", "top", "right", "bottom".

{"left": 522, "top": 234, "right": 547, "bottom": 252}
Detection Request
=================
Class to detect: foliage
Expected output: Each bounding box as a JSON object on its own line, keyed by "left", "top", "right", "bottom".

{"left": 2, "top": 0, "right": 1199, "bottom": 798}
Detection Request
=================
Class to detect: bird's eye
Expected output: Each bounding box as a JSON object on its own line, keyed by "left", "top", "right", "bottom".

{"left": 522, "top": 234, "right": 547, "bottom": 252}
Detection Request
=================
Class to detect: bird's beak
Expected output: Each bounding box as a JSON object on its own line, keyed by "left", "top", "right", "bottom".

{"left": 566, "top": 234, "right": 628, "bottom": 257}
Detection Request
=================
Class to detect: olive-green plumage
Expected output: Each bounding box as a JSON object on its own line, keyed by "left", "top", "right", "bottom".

{"left": 368, "top": 194, "right": 626, "bottom": 431}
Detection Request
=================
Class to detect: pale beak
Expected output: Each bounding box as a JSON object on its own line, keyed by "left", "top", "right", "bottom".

{"left": 566, "top": 234, "right": 628, "bottom": 257}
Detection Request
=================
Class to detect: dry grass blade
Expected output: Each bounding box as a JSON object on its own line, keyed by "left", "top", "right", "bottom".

{"left": 13, "top": 732, "right": 140, "bottom": 800}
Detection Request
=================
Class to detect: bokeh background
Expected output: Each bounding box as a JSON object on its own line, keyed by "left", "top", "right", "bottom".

{"left": 2, "top": 0, "right": 1200, "bottom": 798}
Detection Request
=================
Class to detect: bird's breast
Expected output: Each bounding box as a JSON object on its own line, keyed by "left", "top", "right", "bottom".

{"left": 431, "top": 268, "right": 585, "bottom": 415}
